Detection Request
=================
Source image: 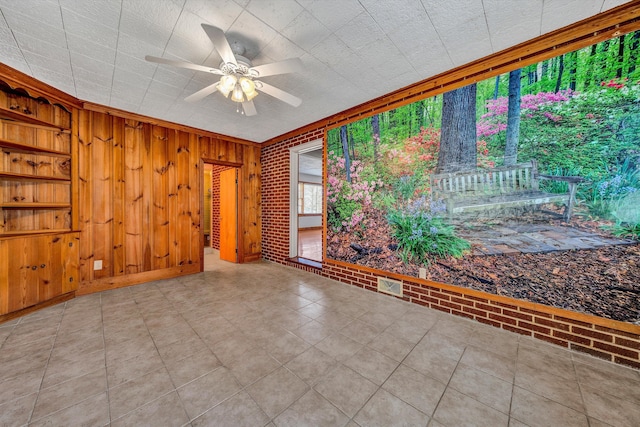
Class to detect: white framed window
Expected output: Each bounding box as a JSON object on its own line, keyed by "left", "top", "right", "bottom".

{"left": 298, "top": 182, "right": 323, "bottom": 214}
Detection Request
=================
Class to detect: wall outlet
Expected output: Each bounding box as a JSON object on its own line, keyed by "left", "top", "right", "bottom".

{"left": 419, "top": 268, "right": 427, "bottom": 279}
{"left": 94, "top": 260, "right": 103, "bottom": 271}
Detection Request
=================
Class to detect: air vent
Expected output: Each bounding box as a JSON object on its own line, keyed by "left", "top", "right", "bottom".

{"left": 377, "top": 277, "right": 403, "bottom": 297}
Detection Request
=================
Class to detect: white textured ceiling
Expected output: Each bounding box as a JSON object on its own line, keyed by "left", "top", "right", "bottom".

{"left": 0, "top": 0, "right": 631, "bottom": 143}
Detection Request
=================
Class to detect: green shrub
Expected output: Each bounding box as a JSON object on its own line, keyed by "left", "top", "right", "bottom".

{"left": 582, "top": 159, "right": 639, "bottom": 218}
{"left": 388, "top": 209, "right": 470, "bottom": 263}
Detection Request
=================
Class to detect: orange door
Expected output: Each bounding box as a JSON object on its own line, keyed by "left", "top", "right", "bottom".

{"left": 219, "top": 168, "right": 238, "bottom": 262}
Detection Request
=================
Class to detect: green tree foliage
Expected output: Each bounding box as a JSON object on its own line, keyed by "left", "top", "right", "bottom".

{"left": 327, "top": 30, "right": 640, "bottom": 252}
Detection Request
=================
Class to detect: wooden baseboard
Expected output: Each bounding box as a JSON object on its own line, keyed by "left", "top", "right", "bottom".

{"left": 242, "top": 253, "right": 262, "bottom": 263}
{"left": 77, "top": 264, "right": 200, "bottom": 295}
{"left": 0, "top": 292, "right": 75, "bottom": 324}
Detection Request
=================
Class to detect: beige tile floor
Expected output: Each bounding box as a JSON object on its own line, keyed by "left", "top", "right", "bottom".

{"left": 1, "top": 252, "right": 639, "bottom": 427}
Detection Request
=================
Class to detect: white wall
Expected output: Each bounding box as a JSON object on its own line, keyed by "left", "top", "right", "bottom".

{"left": 299, "top": 215, "right": 321, "bottom": 228}
{"left": 298, "top": 173, "right": 322, "bottom": 229}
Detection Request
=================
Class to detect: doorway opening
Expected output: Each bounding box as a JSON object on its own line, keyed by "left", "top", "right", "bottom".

{"left": 203, "top": 161, "right": 240, "bottom": 266}
{"left": 289, "top": 139, "right": 323, "bottom": 262}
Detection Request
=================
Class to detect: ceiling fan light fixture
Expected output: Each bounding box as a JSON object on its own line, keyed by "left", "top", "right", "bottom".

{"left": 244, "top": 89, "right": 258, "bottom": 101}
{"left": 218, "top": 75, "right": 237, "bottom": 97}
{"left": 239, "top": 77, "right": 258, "bottom": 101}
{"left": 230, "top": 83, "right": 244, "bottom": 103}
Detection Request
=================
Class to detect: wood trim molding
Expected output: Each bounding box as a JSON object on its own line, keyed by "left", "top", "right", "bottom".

{"left": 263, "top": 2, "right": 640, "bottom": 146}
{"left": 77, "top": 264, "right": 200, "bottom": 295}
{"left": 0, "top": 292, "right": 75, "bottom": 325}
{"left": 0, "top": 64, "right": 82, "bottom": 109}
{"left": 201, "top": 158, "right": 243, "bottom": 168}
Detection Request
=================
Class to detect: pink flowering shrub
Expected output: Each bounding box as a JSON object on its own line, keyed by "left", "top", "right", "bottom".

{"left": 327, "top": 153, "right": 382, "bottom": 232}
{"left": 478, "top": 90, "right": 575, "bottom": 138}
{"left": 383, "top": 126, "right": 495, "bottom": 191}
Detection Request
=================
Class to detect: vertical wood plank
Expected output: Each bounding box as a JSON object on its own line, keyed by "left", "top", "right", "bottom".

{"left": 0, "top": 239, "right": 7, "bottom": 314}
{"left": 112, "top": 117, "right": 126, "bottom": 276}
{"left": 242, "top": 145, "right": 262, "bottom": 259}
{"left": 77, "top": 110, "right": 93, "bottom": 281}
{"left": 189, "top": 133, "right": 200, "bottom": 266}
{"left": 62, "top": 233, "right": 79, "bottom": 293}
{"left": 175, "top": 130, "right": 190, "bottom": 266}
{"left": 167, "top": 129, "right": 178, "bottom": 267}
{"left": 151, "top": 125, "right": 170, "bottom": 270}
{"left": 91, "top": 112, "right": 112, "bottom": 280}
{"left": 141, "top": 123, "right": 152, "bottom": 271}
{"left": 124, "top": 120, "right": 143, "bottom": 274}
{"left": 40, "top": 234, "right": 62, "bottom": 302}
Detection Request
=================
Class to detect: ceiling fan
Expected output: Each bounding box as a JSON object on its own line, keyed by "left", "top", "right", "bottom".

{"left": 145, "top": 24, "right": 303, "bottom": 116}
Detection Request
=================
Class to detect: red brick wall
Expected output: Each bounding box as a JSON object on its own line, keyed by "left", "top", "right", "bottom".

{"left": 261, "top": 129, "right": 324, "bottom": 262}
{"left": 261, "top": 129, "right": 640, "bottom": 370}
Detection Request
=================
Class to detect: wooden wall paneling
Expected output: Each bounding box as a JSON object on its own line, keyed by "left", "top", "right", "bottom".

{"left": 20, "top": 238, "right": 39, "bottom": 309}
{"left": 176, "top": 130, "right": 192, "bottom": 267}
{"left": 151, "top": 125, "right": 170, "bottom": 270}
{"left": 242, "top": 145, "right": 261, "bottom": 260}
{"left": 91, "top": 112, "right": 113, "bottom": 280}
{"left": 5, "top": 238, "right": 25, "bottom": 311}
{"left": 0, "top": 239, "right": 7, "bottom": 314}
{"left": 124, "top": 120, "right": 144, "bottom": 274}
{"left": 198, "top": 135, "right": 211, "bottom": 159}
{"left": 70, "top": 107, "right": 79, "bottom": 231}
{"left": 40, "top": 234, "right": 62, "bottom": 302}
{"left": 62, "top": 232, "right": 79, "bottom": 293}
{"left": 141, "top": 123, "right": 152, "bottom": 272}
{"left": 209, "top": 138, "right": 222, "bottom": 162}
{"left": 167, "top": 129, "right": 178, "bottom": 266}
{"left": 77, "top": 110, "right": 93, "bottom": 281}
{"left": 189, "top": 133, "right": 201, "bottom": 267}
{"left": 4, "top": 126, "right": 34, "bottom": 231}
{"left": 112, "top": 117, "right": 125, "bottom": 276}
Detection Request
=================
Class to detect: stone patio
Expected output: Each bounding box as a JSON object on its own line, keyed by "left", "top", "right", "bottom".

{"left": 454, "top": 216, "right": 633, "bottom": 256}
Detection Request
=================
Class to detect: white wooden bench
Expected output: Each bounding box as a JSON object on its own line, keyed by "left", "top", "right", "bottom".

{"left": 429, "top": 160, "right": 583, "bottom": 221}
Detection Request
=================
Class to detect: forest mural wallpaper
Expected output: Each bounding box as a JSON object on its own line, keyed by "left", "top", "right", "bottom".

{"left": 326, "top": 32, "right": 640, "bottom": 324}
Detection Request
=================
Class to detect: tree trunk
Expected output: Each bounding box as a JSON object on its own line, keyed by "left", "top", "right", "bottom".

{"left": 436, "top": 84, "right": 477, "bottom": 173}
{"left": 585, "top": 44, "right": 597, "bottom": 88}
{"left": 541, "top": 59, "right": 549, "bottom": 79}
{"left": 340, "top": 125, "right": 351, "bottom": 182}
{"left": 527, "top": 64, "right": 537, "bottom": 86}
{"left": 555, "top": 54, "right": 564, "bottom": 92}
{"left": 505, "top": 69, "right": 522, "bottom": 166}
{"left": 371, "top": 114, "right": 380, "bottom": 164}
{"left": 493, "top": 75, "right": 500, "bottom": 99}
{"left": 568, "top": 50, "right": 577, "bottom": 91}
{"left": 348, "top": 126, "right": 355, "bottom": 160}
{"left": 598, "top": 39, "right": 611, "bottom": 83}
{"left": 616, "top": 34, "right": 626, "bottom": 78}
{"left": 628, "top": 31, "right": 640, "bottom": 76}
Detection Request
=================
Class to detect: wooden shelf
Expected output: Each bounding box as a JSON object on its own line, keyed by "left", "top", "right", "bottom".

{"left": 0, "top": 228, "right": 72, "bottom": 237}
{"left": 0, "top": 106, "right": 70, "bottom": 132}
{"left": 0, "top": 171, "right": 71, "bottom": 183}
{"left": 1, "top": 202, "right": 71, "bottom": 209}
{"left": 0, "top": 138, "right": 70, "bottom": 157}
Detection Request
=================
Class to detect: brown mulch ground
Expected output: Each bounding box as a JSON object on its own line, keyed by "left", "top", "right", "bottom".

{"left": 327, "top": 207, "right": 640, "bottom": 324}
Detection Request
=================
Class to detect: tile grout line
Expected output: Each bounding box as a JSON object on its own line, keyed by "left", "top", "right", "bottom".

{"left": 26, "top": 303, "right": 65, "bottom": 425}
{"left": 346, "top": 312, "right": 441, "bottom": 424}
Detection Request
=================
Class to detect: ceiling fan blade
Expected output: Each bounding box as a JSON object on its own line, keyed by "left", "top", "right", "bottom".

{"left": 242, "top": 101, "right": 257, "bottom": 116}
{"left": 184, "top": 82, "right": 219, "bottom": 103}
{"left": 145, "top": 55, "right": 223, "bottom": 75}
{"left": 249, "top": 58, "right": 303, "bottom": 78}
{"left": 201, "top": 24, "right": 237, "bottom": 66}
{"left": 255, "top": 81, "right": 302, "bottom": 107}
